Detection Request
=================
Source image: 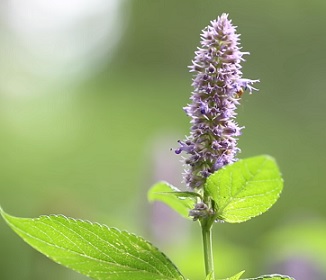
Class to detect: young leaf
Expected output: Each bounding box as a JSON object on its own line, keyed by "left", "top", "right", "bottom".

{"left": 148, "top": 181, "right": 196, "bottom": 219}
{"left": 217, "top": 270, "right": 245, "bottom": 280}
{"left": 1, "top": 209, "right": 185, "bottom": 280}
{"left": 228, "top": 271, "right": 245, "bottom": 280}
{"left": 206, "top": 155, "right": 283, "bottom": 223}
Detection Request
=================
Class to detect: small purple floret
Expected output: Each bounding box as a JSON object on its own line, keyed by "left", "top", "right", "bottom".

{"left": 176, "top": 13, "right": 258, "bottom": 189}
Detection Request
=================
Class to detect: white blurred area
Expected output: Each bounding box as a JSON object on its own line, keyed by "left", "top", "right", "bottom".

{"left": 0, "top": 0, "right": 127, "bottom": 97}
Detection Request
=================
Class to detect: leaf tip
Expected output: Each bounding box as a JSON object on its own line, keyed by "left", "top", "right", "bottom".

{"left": 222, "top": 270, "right": 246, "bottom": 280}
{"left": 232, "top": 270, "right": 245, "bottom": 279}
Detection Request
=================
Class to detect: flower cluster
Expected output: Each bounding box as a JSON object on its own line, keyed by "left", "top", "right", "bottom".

{"left": 176, "top": 13, "right": 258, "bottom": 189}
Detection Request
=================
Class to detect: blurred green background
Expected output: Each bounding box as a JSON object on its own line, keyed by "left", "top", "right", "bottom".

{"left": 1, "top": 0, "right": 326, "bottom": 279}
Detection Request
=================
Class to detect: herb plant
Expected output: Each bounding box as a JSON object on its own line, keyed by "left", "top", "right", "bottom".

{"left": 1, "top": 13, "right": 295, "bottom": 280}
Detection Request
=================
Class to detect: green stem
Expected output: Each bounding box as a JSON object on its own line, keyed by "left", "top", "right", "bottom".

{"left": 201, "top": 220, "right": 214, "bottom": 279}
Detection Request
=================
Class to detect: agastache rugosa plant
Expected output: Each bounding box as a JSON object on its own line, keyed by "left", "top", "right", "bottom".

{"left": 1, "top": 13, "right": 295, "bottom": 280}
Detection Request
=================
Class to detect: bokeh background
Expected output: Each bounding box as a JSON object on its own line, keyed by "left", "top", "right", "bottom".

{"left": 1, "top": 0, "right": 326, "bottom": 279}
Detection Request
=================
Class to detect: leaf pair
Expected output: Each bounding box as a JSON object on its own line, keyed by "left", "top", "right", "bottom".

{"left": 0, "top": 155, "right": 292, "bottom": 280}
{"left": 149, "top": 155, "right": 284, "bottom": 223}
{"left": 0, "top": 209, "right": 294, "bottom": 280}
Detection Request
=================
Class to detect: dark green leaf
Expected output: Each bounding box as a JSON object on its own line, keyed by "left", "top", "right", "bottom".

{"left": 148, "top": 181, "right": 196, "bottom": 219}
{"left": 1, "top": 209, "right": 185, "bottom": 280}
{"left": 206, "top": 155, "right": 283, "bottom": 223}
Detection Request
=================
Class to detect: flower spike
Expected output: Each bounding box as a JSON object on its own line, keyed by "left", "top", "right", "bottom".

{"left": 176, "top": 13, "right": 259, "bottom": 189}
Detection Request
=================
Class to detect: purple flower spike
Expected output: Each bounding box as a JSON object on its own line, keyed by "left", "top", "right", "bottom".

{"left": 177, "top": 13, "right": 259, "bottom": 189}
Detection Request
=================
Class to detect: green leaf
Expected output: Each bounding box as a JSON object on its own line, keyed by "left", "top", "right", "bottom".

{"left": 1, "top": 209, "right": 185, "bottom": 280}
{"left": 216, "top": 270, "right": 245, "bottom": 280}
{"left": 244, "top": 275, "right": 295, "bottom": 280}
{"left": 227, "top": 271, "right": 245, "bottom": 280}
{"left": 216, "top": 271, "right": 294, "bottom": 280}
{"left": 148, "top": 181, "right": 196, "bottom": 219}
{"left": 206, "top": 155, "right": 283, "bottom": 223}
{"left": 166, "top": 191, "right": 202, "bottom": 199}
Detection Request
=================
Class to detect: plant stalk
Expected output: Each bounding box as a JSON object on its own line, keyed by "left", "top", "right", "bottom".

{"left": 201, "top": 220, "right": 214, "bottom": 279}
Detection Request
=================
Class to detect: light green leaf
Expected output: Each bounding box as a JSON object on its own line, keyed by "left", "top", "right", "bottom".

{"left": 166, "top": 191, "right": 202, "bottom": 199}
{"left": 217, "top": 270, "right": 245, "bottom": 280}
{"left": 148, "top": 181, "right": 196, "bottom": 219}
{"left": 1, "top": 209, "right": 185, "bottom": 280}
{"left": 227, "top": 271, "right": 245, "bottom": 280}
{"left": 206, "top": 155, "right": 283, "bottom": 223}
